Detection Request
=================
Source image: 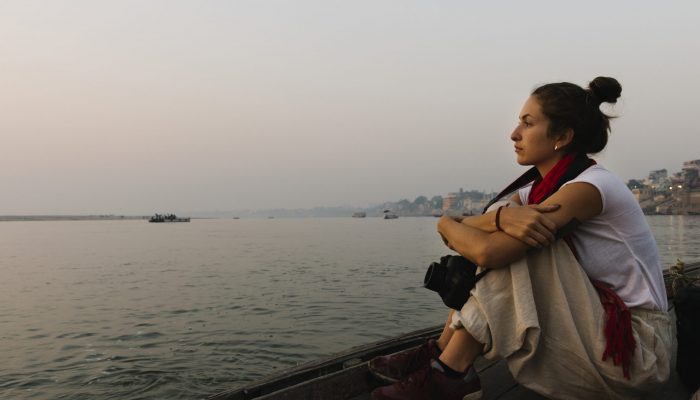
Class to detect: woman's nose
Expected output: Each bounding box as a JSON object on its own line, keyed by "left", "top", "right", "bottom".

{"left": 510, "top": 125, "right": 521, "bottom": 141}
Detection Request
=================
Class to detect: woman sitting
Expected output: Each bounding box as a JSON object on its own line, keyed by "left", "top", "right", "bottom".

{"left": 370, "top": 77, "right": 671, "bottom": 400}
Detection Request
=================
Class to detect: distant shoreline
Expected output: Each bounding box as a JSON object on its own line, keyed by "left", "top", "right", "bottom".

{"left": 0, "top": 215, "right": 148, "bottom": 222}
{"left": 1, "top": 212, "right": 697, "bottom": 222}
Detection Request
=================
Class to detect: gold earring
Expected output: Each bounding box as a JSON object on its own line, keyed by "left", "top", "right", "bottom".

{"left": 554, "top": 145, "right": 559, "bottom": 151}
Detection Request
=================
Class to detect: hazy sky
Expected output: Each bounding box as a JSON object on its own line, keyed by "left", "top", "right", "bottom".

{"left": 2, "top": 1, "right": 699, "bottom": 214}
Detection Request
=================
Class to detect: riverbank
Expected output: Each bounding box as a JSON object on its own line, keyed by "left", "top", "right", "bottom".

{"left": 0, "top": 215, "right": 147, "bottom": 222}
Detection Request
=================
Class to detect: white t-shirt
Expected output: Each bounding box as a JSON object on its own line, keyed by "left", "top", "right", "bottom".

{"left": 518, "top": 164, "right": 668, "bottom": 311}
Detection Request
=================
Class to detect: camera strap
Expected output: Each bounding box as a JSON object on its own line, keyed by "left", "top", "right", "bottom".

{"left": 482, "top": 167, "right": 540, "bottom": 214}
{"left": 469, "top": 167, "right": 540, "bottom": 284}
{"left": 474, "top": 269, "right": 490, "bottom": 283}
{"left": 476, "top": 154, "right": 593, "bottom": 284}
{"left": 482, "top": 153, "right": 596, "bottom": 214}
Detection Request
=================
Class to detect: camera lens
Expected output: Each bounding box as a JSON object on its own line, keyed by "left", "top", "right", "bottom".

{"left": 424, "top": 255, "right": 480, "bottom": 310}
{"left": 424, "top": 261, "right": 446, "bottom": 293}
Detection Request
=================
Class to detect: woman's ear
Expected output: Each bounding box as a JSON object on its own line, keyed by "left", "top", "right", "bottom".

{"left": 555, "top": 128, "right": 574, "bottom": 150}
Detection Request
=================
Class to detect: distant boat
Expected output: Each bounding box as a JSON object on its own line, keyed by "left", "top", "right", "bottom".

{"left": 268, "top": 216, "right": 275, "bottom": 219}
{"left": 383, "top": 210, "right": 398, "bottom": 220}
{"left": 352, "top": 212, "right": 366, "bottom": 218}
{"left": 431, "top": 210, "right": 444, "bottom": 218}
{"left": 149, "top": 213, "right": 190, "bottom": 223}
{"left": 233, "top": 217, "right": 240, "bottom": 220}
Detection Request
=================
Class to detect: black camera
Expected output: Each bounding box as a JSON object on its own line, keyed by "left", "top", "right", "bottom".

{"left": 424, "top": 255, "right": 481, "bottom": 310}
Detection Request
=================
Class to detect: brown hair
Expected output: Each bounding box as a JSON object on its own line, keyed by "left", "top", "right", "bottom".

{"left": 532, "top": 77, "right": 622, "bottom": 154}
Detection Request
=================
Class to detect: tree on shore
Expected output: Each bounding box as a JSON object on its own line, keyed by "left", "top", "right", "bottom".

{"left": 430, "top": 195, "right": 443, "bottom": 210}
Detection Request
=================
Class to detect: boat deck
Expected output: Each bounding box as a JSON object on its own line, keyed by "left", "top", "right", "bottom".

{"left": 209, "top": 264, "right": 699, "bottom": 400}
{"left": 351, "top": 356, "right": 690, "bottom": 400}
{"left": 209, "top": 327, "right": 691, "bottom": 400}
{"left": 347, "top": 357, "right": 543, "bottom": 400}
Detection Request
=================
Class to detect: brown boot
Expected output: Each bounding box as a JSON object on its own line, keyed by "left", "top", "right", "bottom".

{"left": 371, "top": 360, "right": 482, "bottom": 400}
{"left": 368, "top": 339, "right": 441, "bottom": 383}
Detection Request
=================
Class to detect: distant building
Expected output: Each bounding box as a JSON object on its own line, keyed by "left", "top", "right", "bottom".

{"left": 627, "top": 179, "right": 645, "bottom": 190}
{"left": 681, "top": 160, "right": 700, "bottom": 189}
{"left": 647, "top": 169, "right": 667, "bottom": 183}
{"left": 631, "top": 187, "right": 654, "bottom": 203}
{"left": 442, "top": 192, "right": 459, "bottom": 211}
{"left": 642, "top": 168, "right": 670, "bottom": 191}
{"left": 442, "top": 189, "right": 496, "bottom": 214}
{"left": 684, "top": 159, "right": 700, "bottom": 169}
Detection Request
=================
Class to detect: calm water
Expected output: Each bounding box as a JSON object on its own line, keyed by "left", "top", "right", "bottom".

{"left": 1, "top": 216, "right": 698, "bottom": 399}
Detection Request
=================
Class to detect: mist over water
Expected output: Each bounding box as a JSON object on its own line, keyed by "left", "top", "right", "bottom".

{"left": 1, "top": 216, "right": 697, "bottom": 399}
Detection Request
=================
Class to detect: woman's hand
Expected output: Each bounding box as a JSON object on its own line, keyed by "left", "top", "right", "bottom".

{"left": 499, "top": 204, "right": 559, "bottom": 248}
{"left": 437, "top": 216, "right": 457, "bottom": 250}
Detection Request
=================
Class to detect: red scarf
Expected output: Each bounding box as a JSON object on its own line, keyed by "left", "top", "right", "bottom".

{"left": 525, "top": 154, "right": 635, "bottom": 379}
{"left": 528, "top": 153, "right": 576, "bottom": 204}
{"left": 593, "top": 281, "right": 636, "bottom": 379}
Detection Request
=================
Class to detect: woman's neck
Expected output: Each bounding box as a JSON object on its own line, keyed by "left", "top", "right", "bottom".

{"left": 535, "top": 155, "right": 566, "bottom": 178}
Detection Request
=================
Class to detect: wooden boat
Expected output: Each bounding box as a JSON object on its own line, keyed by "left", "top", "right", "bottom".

{"left": 208, "top": 263, "right": 700, "bottom": 400}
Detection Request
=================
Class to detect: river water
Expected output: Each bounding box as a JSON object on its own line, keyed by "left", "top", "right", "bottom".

{"left": 1, "top": 216, "right": 698, "bottom": 399}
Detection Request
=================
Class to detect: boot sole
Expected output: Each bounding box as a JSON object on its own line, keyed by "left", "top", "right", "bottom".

{"left": 367, "top": 365, "right": 400, "bottom": 384}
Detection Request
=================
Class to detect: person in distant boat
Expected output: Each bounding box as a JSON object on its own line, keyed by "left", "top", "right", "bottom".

{"left": 370, "top": 77, "right": 671, "bottom": 400}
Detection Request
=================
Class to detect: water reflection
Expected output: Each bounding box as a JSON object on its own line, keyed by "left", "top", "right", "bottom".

{"left": 647, "top": 215, "right": 700, "bottom": 267}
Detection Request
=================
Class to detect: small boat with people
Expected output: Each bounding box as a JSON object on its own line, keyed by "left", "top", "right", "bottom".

{"left": 352, "top": 212, "right": 367, "bottom": 218}
{"left": 148, "top": 213, "right": 190, "bottom": 223}
{"left": 207, "top": 262, "right": 700, "bottom": 400}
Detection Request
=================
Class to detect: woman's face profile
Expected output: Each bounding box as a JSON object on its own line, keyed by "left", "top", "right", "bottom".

{"left": 511, "top": 96, "right": 558, "bottom": 167}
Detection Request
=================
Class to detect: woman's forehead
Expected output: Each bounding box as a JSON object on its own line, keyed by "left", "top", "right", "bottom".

{"left": 520, "top": 96, "right": 544, "bottom": 119}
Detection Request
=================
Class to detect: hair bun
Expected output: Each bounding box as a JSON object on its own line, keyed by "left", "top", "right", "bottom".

{"left": 588, "top": 76, "right": 621, "bottom": 104}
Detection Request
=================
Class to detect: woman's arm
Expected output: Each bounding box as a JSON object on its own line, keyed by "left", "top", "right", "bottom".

{"left": 452, "top": 194, "right": 521, "bottom": 231}
{"left": 456, "top": 193, "right": 560, "bottom": 247}
{"left": 438, "top": 182, "right": 602, "bottom": 269}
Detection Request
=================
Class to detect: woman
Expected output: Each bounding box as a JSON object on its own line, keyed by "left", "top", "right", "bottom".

{"left": 370, "top": 77, "right": 671, "bottom": 400}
